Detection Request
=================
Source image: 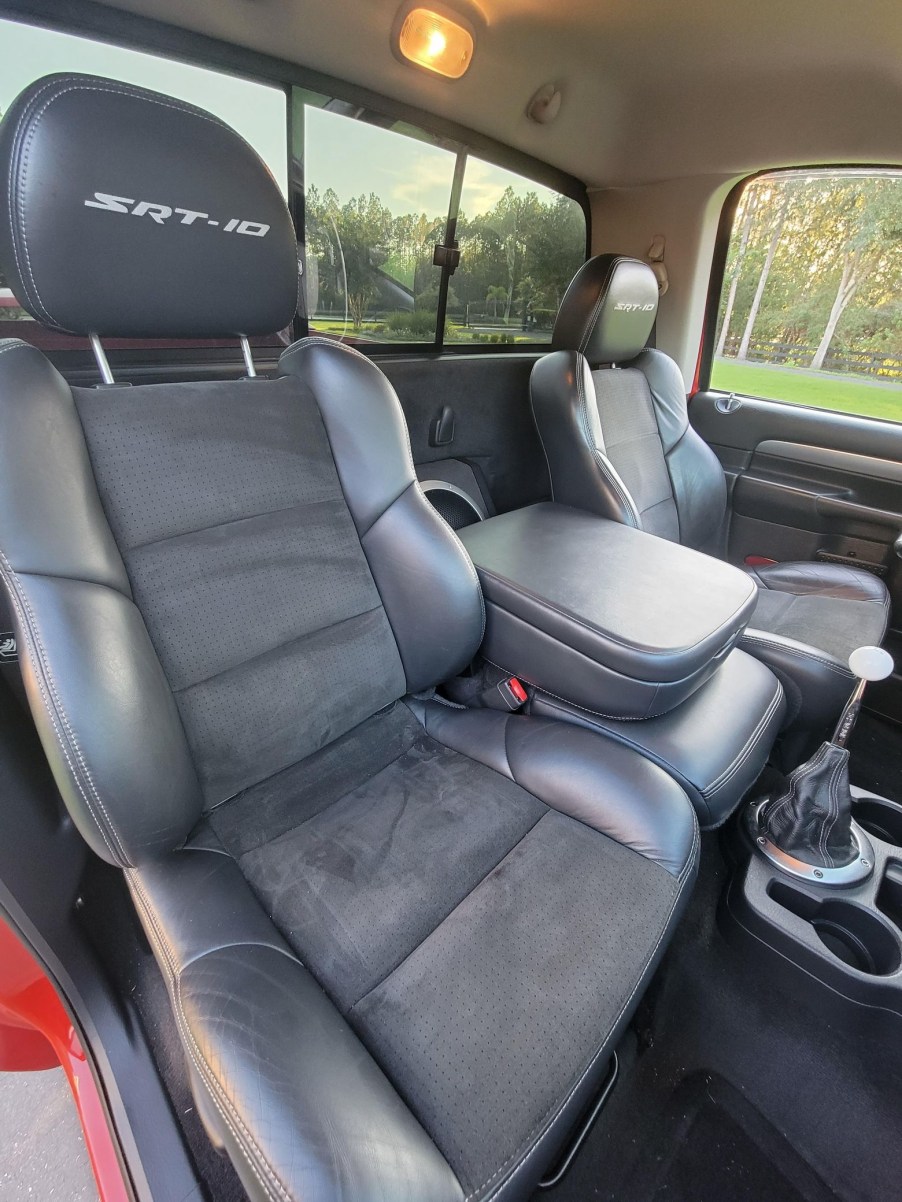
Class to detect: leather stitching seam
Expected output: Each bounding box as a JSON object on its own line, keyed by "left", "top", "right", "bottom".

{"left": 0, "top": 553, "right": 130, "bottom": 865}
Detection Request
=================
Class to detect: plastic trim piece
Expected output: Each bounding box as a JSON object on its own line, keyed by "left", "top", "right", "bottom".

{"left": 747, "top": 799, "right": 876, "bottom": 886}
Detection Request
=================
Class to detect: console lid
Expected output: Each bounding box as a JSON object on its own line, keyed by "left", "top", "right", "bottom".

{"left": 458, "top": 503, "right": 757, "bottom": 719}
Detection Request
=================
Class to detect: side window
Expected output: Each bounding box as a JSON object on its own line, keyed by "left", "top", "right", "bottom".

{"left": 711, "top": 170, "right": 902, "bottom": 421}
{"left": 0, "top": 17, "right": 288, "bottom": 352}
{"left": 452, "top": 159, "right": 586, "bottom": 345}
{"left": 302, "top": 104, "right": 456, "bottom": 343}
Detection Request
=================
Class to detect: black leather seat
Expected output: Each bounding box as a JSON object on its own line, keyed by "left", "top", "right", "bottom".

{"left": 0, "top": 76, "right": 698, "bottom": 1201}
{"left": 531, "top": 254, "right": 890, "bottom": 736}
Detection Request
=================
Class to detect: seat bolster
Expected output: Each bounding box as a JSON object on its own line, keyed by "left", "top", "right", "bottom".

{"left": 279, "top": 338, "right": 485, "bottom": 691}
{"left": 129, "top": 848, "right": 465, "bottom": 1202}
{"left": 411, "top": 699, "right": 698, "bottom": 879}
{"left": 630, "top": 349, "right": 729, "bottom": 553}
{"left": 530, "top": 349, "right": 641, "bottom": 526}
{"left": 748, "top": 560, "right": 890, "bottom": 606}
{"left": 532, "top": 650, "right": 786, "bottom": 828}
{"left": 740, "top": 627, "right": 854, "bottom": 732}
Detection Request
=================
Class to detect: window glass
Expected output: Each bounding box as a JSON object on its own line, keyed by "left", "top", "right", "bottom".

{"left": 711, "top": 170, "right": 902, "bottom": 421}
{"left": 451, "top": 157, "right": 586, "bottom": 345}
{"left": 0, "top": 17, "right": 288, "bottom": 351}
{"left": 303, "top": 104, "right": 455, "bottom": 343}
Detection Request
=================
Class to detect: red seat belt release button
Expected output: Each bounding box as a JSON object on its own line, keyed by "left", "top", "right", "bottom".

{"left": 501, "top": 676, "right": 528, "bottom": 709}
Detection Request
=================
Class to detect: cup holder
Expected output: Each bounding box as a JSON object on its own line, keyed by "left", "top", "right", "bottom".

{"left": 878, "top": 864, "right": 902, "bottom": 932}
{"left": 854, "top": 796, "right": 902, "bottom": 848}
{"left": 769, "top": 880, "right": 902, "bottom": 976}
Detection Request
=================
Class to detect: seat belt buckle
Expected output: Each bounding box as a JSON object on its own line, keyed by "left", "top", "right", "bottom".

{"left": 493, "top": 676, "right": 528, "bottom": 712}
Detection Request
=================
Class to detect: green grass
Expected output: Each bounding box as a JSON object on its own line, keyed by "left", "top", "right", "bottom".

{"left": 711, "top": 359, "right": 902, "bottom": 423}
{"left": 308, "top": 318, "right": 545, "bottom": 345}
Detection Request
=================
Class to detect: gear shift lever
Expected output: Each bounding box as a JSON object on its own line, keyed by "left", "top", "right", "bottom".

{"left": 833, "top": 645, "right": 895, "bottom": 746}
{"left": 751, "top": 645, "right": 894, "bottom": 884}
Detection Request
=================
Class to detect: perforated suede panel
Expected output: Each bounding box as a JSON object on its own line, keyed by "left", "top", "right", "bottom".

{"left": 74, "top": 375, "right": 405, "bottom": 805}
{"left": 222, "top": 703, "right": 681, "bottom": 1196}
{"left": 234, "top": 704, "right": 546, "bottom": 1012}
{"left": 750, "top": 588, "right": 887, "bottom": 663}
{"left": 591, "top": 367, "right": 680, "bottom": 541}
{"left": 353, "top": 809, "right": 679, "bottom": 1194}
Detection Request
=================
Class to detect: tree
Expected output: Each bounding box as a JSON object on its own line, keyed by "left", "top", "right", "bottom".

{"left": 716, "top": 185, "right": 758, "bottom": 356}
{"left": 486, "top": 285, "right": 507, "bottom": 318}
{"left": 809, "top": 179, "right": 902, "bottom": 370}
{"left": 304, "top": 187, "right": 394, "bottom": 329}
{"left": 737, "top": 187, "right": 792, "bottom": 360}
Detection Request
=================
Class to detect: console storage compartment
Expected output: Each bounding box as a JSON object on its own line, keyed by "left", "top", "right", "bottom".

{"left": 458, "top": 502, "right": 758, "bottom": 719}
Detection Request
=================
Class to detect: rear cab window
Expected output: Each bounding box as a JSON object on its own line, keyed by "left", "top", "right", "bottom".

{"left": 299, "top": 96, "right": 588, "bottom": 349}
{"left": 709, "top": 169, "right": 902, "bottom": 422}
{"left": 0, "top": 13, "right": 588, "bottom": 366}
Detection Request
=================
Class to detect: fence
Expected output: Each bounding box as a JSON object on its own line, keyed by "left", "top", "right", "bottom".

{"left": 719, "top": 336, "right": 902, "bottom": 382}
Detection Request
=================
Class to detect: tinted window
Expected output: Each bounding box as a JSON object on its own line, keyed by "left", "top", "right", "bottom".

{"left": 451, "top": 158, "right": 586, "bottom": 345}
{"left": 298, "top": 94, "right": 587, "bottom": 348}
{"left": 303, "top": 105, "right": 455, "bottom": 343}
{"left": 711, "top": 170, "right": 902, "bottom": 422}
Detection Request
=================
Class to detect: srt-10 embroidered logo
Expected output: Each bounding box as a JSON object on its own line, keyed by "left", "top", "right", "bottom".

{"left": 612, "top": 302, "right": 656, "bottom": 312}
{"left": 84, "top": 192, "right": 270, "bottom": 237}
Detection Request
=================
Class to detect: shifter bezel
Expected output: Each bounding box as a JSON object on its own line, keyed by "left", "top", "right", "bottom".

{"left": 747, "top": 798, "right": 876, "bottom": 887}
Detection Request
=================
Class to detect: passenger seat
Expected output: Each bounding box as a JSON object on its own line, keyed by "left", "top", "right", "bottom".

{"left": 0, "top": 77, "right": 698, "bottom": 1202}
{"left": 530, "top": 254, "right": 890, "bottom": 737}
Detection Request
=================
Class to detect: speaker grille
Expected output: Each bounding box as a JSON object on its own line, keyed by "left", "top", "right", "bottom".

{"left": 422, "top": 484, "right": 484, "bottom": 530}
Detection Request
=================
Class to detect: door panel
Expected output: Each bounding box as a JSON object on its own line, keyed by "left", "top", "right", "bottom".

{"left": 691, "top": 388, "right": 902, "bottom": 636}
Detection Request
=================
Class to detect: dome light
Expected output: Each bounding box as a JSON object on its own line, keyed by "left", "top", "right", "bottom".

{"left": 397, "top": 7, "right": 474, "bottom": 79}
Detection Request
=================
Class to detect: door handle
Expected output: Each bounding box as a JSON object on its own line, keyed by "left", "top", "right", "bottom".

{"left": 715, "top": 392, "right": 742, "bottom": 414}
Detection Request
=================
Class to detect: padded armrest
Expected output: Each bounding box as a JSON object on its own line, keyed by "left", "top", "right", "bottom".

{"left": 458, "top": 504, "right": 757, "bottom": 719}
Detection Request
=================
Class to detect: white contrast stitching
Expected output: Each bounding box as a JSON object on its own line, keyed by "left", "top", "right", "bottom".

{"left": 9, "top": 77, "right": 260, "bottom": 329}
{"left": 740, "top": 632, "right": 853, "bottom": 677}
{"left": 129, "top": 874, "right": 293, "bottom": 1202}
{"left": 703, "top": 683, "right": 784, "bottom": 798}
{"left": 281, "top": 337, "right": 486, "bottom": 639}
{"left": 0, "top": 553, "right": 130, "bottom": 865}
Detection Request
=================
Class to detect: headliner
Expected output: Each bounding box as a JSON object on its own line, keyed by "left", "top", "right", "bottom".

{"left": 69, "top": 0, "right": 902, "bottom": 187}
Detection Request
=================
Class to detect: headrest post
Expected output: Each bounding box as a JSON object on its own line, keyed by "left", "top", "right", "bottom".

{"left": 89, "top": 333, "right": 115, "bottom": 385}
{"left": 240, "top": 336, "right": 257, "bottom": 379}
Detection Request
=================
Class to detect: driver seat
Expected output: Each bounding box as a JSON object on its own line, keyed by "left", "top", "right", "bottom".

{"left": 531, "top": 254, "right": 891, "bottom": 737}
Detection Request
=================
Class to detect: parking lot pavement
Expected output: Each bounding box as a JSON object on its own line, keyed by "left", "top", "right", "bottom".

{"left": 0, "top": 1067, "right": 97, "bottom": 1200}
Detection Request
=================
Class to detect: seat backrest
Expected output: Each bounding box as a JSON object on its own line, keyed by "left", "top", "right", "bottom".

{"left": 0, "top": 74, "right": 483, "bottom": 867}
{"left": 531, "top": 253, "right": 727, "bottom": 552}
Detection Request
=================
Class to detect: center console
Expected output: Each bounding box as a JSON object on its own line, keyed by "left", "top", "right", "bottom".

{"left": 457, "top": 502, "right": 787, "bottom": 826}
{"left": 723, "top": 644, "right": 902, "bottom": 1029}
{"left": 724, "top": 788, "right": 902, "bottom": 1030}
{"left": 458, "top": 502, "right": 758, "bottom": 719}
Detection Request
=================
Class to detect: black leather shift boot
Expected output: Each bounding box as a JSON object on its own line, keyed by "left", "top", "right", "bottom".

{"left": 759, "top": 742, "right": 857, "bottom": 868}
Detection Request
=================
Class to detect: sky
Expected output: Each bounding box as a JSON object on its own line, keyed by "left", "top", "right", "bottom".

{"left": 0, "top": 16, "right": 566, "bottom": 221}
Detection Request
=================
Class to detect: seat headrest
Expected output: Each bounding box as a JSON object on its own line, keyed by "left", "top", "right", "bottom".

{"left": 0, "top": 74, "right": 298, "bottom": 339}
{"left": 552, "top": 254, "right": 659, "bottom": 364}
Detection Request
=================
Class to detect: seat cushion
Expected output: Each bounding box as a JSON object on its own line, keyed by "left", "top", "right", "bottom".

{"left": 133, "top": 700, "right": 698, "bottom": 1202}
{"left": 530, "top": 648, "right": 786, "bottom": 828}
{"left": 747, "top": 561, "right": 889, "bottom": 663}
